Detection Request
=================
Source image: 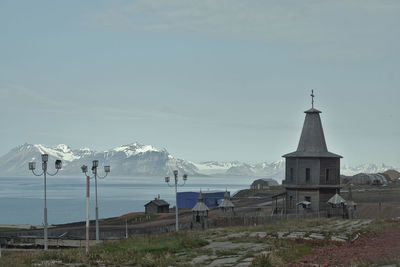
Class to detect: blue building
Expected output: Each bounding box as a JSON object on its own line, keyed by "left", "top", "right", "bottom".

{"left": 177, "top": 191, "right": 229, "bottom": 209}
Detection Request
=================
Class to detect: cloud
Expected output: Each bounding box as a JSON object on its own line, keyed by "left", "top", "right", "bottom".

{"left": 86, "top": 0, "right": 400, "bottom": 61}
{"left": 87, "top": 1, "right": 400, "bottom": 41}
{"left": 0, "top": 84, "right": 60, "bottom": 109}
{"left": 0, "top": 83, "right": 189, "bottom": 121}
{"left": 88, "top": 0, "right": 316, "bottom": 43}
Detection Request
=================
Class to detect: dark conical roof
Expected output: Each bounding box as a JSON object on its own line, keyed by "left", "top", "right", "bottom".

{"left": 283, "top": 107, "right": 342, "bottom": 158}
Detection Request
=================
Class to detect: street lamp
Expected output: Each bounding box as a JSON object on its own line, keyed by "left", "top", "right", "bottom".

{"left": 165, "top": 170, "right": 188, "bottom": 232}
{"left": 29, "top": 154, "right": 62, "bottom": 250}
{"left": 81, "top": 160, "right": 110, "bottom": 244}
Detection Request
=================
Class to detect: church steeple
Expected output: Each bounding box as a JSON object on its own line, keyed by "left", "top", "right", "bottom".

{"left": 283, "top": 91, "right": 342, "bottom": 158}
{"left": 282, "top": 91, "right": 342, "bottom": 215}
{"left": 297, "top": 107, "right": 328, "bottom": 153}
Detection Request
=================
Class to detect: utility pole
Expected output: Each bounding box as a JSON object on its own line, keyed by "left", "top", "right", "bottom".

{"left": 29, "top": 154, "right": 62, "bottom": 250}
{"left": 81, "top": 162, "right": 110, "bottom": 244}
{"left": 86, "top": 175, "right": 90, "bottom": 255}
{"left": 125, "top": 218, "right": 128, "bottom": 239}
{"left": 165, "top": 170, "right": 188, "bottom": 232}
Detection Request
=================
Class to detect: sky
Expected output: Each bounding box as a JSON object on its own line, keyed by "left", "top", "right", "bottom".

{"left": 0, "top": 0, "right": 399, "bottom": 167}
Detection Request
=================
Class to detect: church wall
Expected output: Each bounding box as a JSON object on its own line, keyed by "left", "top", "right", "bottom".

{"left": 297, "top": 158, "right": 320, "bottom": 185}
{"left": 285, "top": 189, "right": 297, "bottom": 213}
{"left": 285, "top": 158, "right": 296, "bottom": 185}
{"left": 319, "top": 158, "right": 340, "bottom": 185}
{"left": 298, "top": 189, "right": 319, "bottom": 212}
{"left": 285, "top": 158, "right": 321, "bottom": 185}
{"left": 285, "top": 189, "right": 320, "bottom": 213}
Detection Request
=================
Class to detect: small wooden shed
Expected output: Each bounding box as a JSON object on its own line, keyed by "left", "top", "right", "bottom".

{"left": 145, "top": 198, "right": 170, "bottom": 214}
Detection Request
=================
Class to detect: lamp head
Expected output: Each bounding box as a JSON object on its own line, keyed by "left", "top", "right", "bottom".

{"left": 173, "top": 170, "right": 178, "bottom": 177}
{"left": 29, "top": 162, "right": 36, "bottom": 171}
{"left": 104, "top": 165, "right": 110, "bottom": 173}
{"left": 41, "top": 154, "right": 49, "bottom": 162}
{"left": 55, "top": 160, "right": 62, "bottom": 170}
{"left": 81, "top": 165, "right": 88, "bottom": 173}
{"left": 183, "top": 174, "right": 188, "bottom": 181}
{"left": 92, "top": 160, "right": 99, "bottom": 168}
{"left": 165, "top": 176, "right": 170, "bottom": 183}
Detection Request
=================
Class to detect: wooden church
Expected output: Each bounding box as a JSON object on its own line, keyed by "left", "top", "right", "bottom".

{"left": 282, "top": 91, "right": 342, "bottom": 214}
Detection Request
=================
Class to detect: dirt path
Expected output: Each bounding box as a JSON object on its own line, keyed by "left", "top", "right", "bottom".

{"left": 290, "top": 225, "right": 400, "bottom": 266}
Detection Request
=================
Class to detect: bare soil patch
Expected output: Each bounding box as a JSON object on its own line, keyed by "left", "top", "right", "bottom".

{"left": 290, "top": 225, "right": 400, "bottom": 266}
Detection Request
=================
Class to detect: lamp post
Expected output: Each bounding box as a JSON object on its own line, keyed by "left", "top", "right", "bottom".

{"left": 81, "top": 161, "right": 110, "bottom": 244}
{"left": 29, "top": 154, "right": 62, "bottom": 250}
{"left": 165, "top": 170, "right": 188, "bottom": 232}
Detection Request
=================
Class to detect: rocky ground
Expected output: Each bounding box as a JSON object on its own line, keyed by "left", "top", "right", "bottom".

{"left": 174, "top": 218, "right": 387, "bottom": 266}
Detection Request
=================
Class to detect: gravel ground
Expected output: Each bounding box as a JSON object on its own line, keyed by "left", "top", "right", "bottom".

{"left": 290, "top": 225, "right": 400, "bottom": 266}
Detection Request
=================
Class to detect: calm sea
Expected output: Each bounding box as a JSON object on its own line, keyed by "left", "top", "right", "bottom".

{"left": 0, "top": 176, "right": 251, "bottom": 225}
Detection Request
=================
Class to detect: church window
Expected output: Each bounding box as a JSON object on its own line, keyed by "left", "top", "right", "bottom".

{"left": 326, "top": 169, "right": 330, "bottom": 183}
{"left": 306, "top": 168, "right": 311, "bottom": 182}
{"left": 290, "top": 168, "right": 294, "bottom": 182}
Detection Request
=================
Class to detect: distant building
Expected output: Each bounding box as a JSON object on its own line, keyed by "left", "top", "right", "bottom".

{"left": 144, "top": 197, "right": 170, "bottom": 214}
{"left": 351, "top": 173, "right": 388, "bottom": 185}
{"left": 177, "top": 191, "right": 227, "bottom": 209}
{"left": 250, "top": 178, "right": 279, "bottom": 190}
{"left": 281, "top": 92, "right": 342, "bottom": 214}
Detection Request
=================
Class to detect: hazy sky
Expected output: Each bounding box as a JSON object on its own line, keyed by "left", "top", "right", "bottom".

{"left": 1, "top": 0, "right": 399, "bottom": 167}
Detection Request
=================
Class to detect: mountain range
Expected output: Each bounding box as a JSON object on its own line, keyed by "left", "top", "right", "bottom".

{"left": 0, "top": 142, "right": 398, "bottom": 183}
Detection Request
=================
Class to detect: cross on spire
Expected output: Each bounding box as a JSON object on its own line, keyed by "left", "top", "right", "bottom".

{"left": 311, "top": 90, "right": 315, "bottom": 108}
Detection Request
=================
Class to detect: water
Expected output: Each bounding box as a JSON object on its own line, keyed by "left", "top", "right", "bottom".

{"left": 0, "top": 176, "right": 251, "bottom": 225}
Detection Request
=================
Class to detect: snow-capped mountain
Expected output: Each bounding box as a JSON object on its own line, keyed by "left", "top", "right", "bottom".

{"left": 193, "top": 159, "right": 286, "bottom": 182}
{"left": 225, "top": 160, "right": 285, "bottom": 178}
{"left": 341, "top": 163, "right": 398, "bottom": 176}
{"left": 0, "top": 142, "right": 200, "bottom": 177}
{"left": 194, "top": 161, "right": 243, "bottom": 175}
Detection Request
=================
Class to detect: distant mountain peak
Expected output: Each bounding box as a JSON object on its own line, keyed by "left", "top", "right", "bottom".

{"left": 341, "top": 162, "right": 398, "bottom": 176}
{"left": 32, "top": 144, "right": 80, "bottom": 162}
{"left": 112, "top": 142, "right": 160, "bottom": 158}
{"left": 55, "top": 144, "right": 71, "bottom": 152}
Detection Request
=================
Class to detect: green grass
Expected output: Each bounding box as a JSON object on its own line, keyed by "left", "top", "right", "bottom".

{"left": 100, "top": 213, "right": 161, "bottom": 225}
{"left": 273, "top": 240, "right": 313, "bottom": 262}
{"left": 215, "top": 248, "right": 242, "bottom": 257}
{"left": 0, "top": 227, "right": 19, "bottom": 232}
{"left": 249, "top": 217, "right": 332, "bottom": 234}
{"left": 0, "top": 231, "right": 209, "bottom": 267}
{"left": 234, "top": 187, "right": 285, "bottom": 198}
{"left": 251, "top": 252, "right": 286, "bottom": 267}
